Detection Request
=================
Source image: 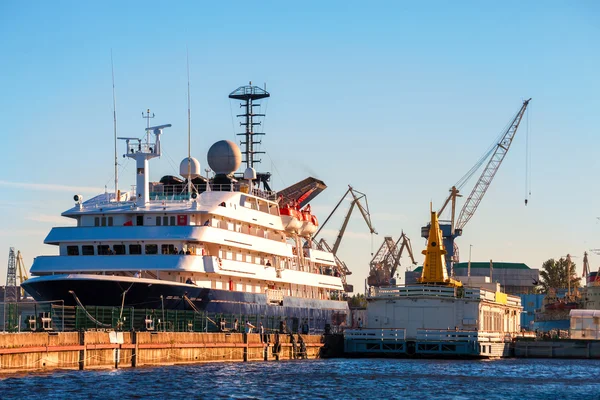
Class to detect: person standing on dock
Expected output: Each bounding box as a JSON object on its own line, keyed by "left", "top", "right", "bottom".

{"left": 245, "top": 320, "right": 255, "bottom": 334}
{"left": 259, "top": 322, "right": 265, "bottom": 343}
{"left": 233, "top": 319, "right": 239, "bottom": 332}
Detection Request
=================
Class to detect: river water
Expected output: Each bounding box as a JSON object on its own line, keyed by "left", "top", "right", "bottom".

{"left": 0, "top": 358, "right": 598, "bottom": 399}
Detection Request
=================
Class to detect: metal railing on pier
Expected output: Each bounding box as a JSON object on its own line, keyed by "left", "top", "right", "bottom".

{"left": 0, "top": 301, "right": 333, "bottom": 335}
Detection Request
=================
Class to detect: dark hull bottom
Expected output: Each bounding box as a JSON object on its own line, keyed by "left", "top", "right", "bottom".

{"left": 22, "top": 277, "right": 349, "bottom": 326}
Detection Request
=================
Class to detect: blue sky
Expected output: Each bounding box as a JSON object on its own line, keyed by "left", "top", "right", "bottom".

{"left": 0, "top": 1, "right": 598, "bottom": 292}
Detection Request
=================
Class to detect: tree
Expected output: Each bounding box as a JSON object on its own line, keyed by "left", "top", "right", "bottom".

{"left": 536, "top": 257, "right": 581, "bottom": 294}
{"left": 348, "top": 293, "right": 367, "bottom": 308}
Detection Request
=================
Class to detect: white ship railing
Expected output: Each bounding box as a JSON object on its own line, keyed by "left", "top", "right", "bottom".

{"left": 149, "top": 184, "right": 278, "bottom": 202}
{"left": 416, "top": 329, "right": 509, "bottom": 343}
{"left": 370, "top": 285, "right": 482, "bottom": 300}
{"left": 81, "top": 184, "right": 279, "bottom": 208}
{"left": 344, "top": 328, "right": 406, "bottom": 341}
{"left": 369, "top": 285, "right": 520, "bottom": 306}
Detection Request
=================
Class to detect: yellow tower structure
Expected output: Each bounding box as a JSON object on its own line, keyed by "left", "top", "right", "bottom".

{"left": 418, "top": 209, "right": 462, "bottom": 287}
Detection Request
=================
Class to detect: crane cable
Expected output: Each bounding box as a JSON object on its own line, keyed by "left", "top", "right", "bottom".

{"left": 525, "top": 102, "right": 531, "bottom": 205}
{"left": 525, "top": 104, "right": 531, "bottom": 205}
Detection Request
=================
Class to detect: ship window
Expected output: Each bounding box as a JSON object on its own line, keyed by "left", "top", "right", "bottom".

{"left": 156, "top": 217, "right": 162, "bottom": 226}
{"left": 67, "top": 246, "right": 79, "bottom": 256}
{"left": 170, "top": 216, "right": 176, "bottom": 226}
{"left": 94, "top": 217, "right": 100, "bottom": 227}
{"left": 113, "top": 244, "right": 125, "bottom": 255}
{"left": 162, "top": 244, "right": 175, "bottom": 255}
{"left": 82, "top": 245, "right": 94, "bottom": 256}
{"left": 108, "top": 217, "right": 113, "bottom": 226}
{"left": 258, "top": 200, "right": 269, "bottom": 213}
{"left": 236, "top": 253, "right": 243, "bottom": 261}
{"left": 98, "top": 245, "right": 110, "bottom": 255}
{"left": 163, "top": 216, "right": 168, "bottom": 226}
{"left": 145, "top": 244, "right": 158, "bottom": 255}
{"left": 136, "top": 216, "right": 144, "bottom": 226}
{"left": 101, "top": 217, "right": 107, "bottom": 226}
{"left": 129, "top": 244, "right": 142, "bottom": 255}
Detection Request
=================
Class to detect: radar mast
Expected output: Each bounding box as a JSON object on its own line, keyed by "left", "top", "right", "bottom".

{"left": 228, "top": 83, "right": 270, "bottom": 170}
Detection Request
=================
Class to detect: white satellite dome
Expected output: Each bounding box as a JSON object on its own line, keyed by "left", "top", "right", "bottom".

{"left": 207, "top": 140, "right": 242, "bottom": 174}
{"left": 243, "top": 167, "right": 256, "bottom": 180}
{"left": 179, "top": 157, "right": 201, "bottom": 179}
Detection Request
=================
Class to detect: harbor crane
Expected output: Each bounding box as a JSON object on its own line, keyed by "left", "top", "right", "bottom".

{"left": 422, "top": 98, "right": 531, "bottom": 275}
{"left": 367, "top": 233, "right": 416, "bottom": 287}
{"left": 4, "top": 248, "right": 29, "bottom": 302}
{"left": 313, "top": 185, "right": 377, "bottom": 292}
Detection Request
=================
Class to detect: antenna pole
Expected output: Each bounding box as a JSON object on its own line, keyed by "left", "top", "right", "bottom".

{"left": 142, "top": 109, "right": 155, "bottom": 144}
{"left": 186, "top": 46, "right": 192, "bottom": 197}
{"left": 111, "top": 50, "right": 119, "bottom": 201}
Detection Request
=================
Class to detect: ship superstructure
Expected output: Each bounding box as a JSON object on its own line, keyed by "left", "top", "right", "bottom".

{"left": 22, "top": 85, "right": 349, "bottom": 330}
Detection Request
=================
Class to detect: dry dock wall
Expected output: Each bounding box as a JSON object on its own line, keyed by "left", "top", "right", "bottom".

{"left": 0, "top": 332, "right": 323, "bottom": 373}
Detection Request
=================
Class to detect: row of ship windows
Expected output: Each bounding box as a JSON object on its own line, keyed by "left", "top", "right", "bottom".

{"left": 66, "top": 244, "right": 195, "bottom": 256}
{"left": 93, "top": 216, "right": 178, "bottom": 227}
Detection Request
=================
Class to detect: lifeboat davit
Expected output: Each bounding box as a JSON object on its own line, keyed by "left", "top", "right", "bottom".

{"left": 280, "top": 205, "right": 302, "bottom": 233}
{"left": 299, "top": 205, "right": 318, "bottom": 237}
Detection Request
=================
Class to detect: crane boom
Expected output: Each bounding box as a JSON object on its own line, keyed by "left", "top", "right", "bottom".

{"left": 389, "top": 232, "right": 417, "bottom": 280}
{"left": 455, "top": 98, "right": 531, "bottom": 230}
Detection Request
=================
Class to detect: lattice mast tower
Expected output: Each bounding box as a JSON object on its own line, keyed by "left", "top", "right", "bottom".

{"left": 229, "top": 83, "right": 270, "bottom": 170}
{"left": 4, "top": 247, "right": 17, "bottom": 303}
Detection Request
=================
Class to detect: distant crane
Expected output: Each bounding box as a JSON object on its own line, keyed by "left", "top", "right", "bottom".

{"left": 3, "top": 248, "right": 29, "bottom": 302}
{"left": 4, "top": 248, "right": 17, "bottom": 303}
{"left": 367, "top": 233, "right": 416, "bottom": 287}
{"left": 422, "top": 98, "right": 531, "bottom": 274}
{"left": 313, "top": 185, "right": 377, "bottom": 291}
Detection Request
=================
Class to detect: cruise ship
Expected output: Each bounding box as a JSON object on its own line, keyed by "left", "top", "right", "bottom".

{"left": 22, "top": 84, "right": 350, "bottom": 329}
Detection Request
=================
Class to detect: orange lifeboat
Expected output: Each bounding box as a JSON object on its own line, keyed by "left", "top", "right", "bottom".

{"left": 299, "top": 205, "right": 318, "bottom": 237}
{"left": 280, "top": 204, "right": 302, "bottom": 233}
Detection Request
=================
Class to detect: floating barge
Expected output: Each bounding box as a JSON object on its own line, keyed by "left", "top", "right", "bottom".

{"left": 344, "top": 284, "right": 522, "bottom": 358}
{"left": 344, "top": 209, "right": 523, "bottom": 358}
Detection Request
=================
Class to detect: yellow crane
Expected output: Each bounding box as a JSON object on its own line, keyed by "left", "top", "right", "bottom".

{"left": 16, "top": 250, "right": 29, "bottom": 298}
{"left": 418, "top": 207, "right": 462, "bottom": 287}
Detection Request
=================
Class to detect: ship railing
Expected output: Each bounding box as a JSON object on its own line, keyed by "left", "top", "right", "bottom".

{"left": 344, "top": 328, "right": 406, "bottom": 341}
{"left": 368, "top": 285, "right": 512, "bottom": 304}
{"left": 416, "top": 329, "right": 507, "bottom": 343}
{"left": 148, "top": 183, "right": 278, "bottom": 203}
{"left": 370, "top": 285, "right": 483, "bottom": 300}
{"left": 125, "top": 142, "right": 156, "bottom": 154}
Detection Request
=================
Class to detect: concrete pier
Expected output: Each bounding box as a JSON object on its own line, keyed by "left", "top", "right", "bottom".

{"left": 514, "top": 339, "right": 600, "bottom": 359}
{"left": 0, "top": 332, "right": 324, "bottom": 373}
